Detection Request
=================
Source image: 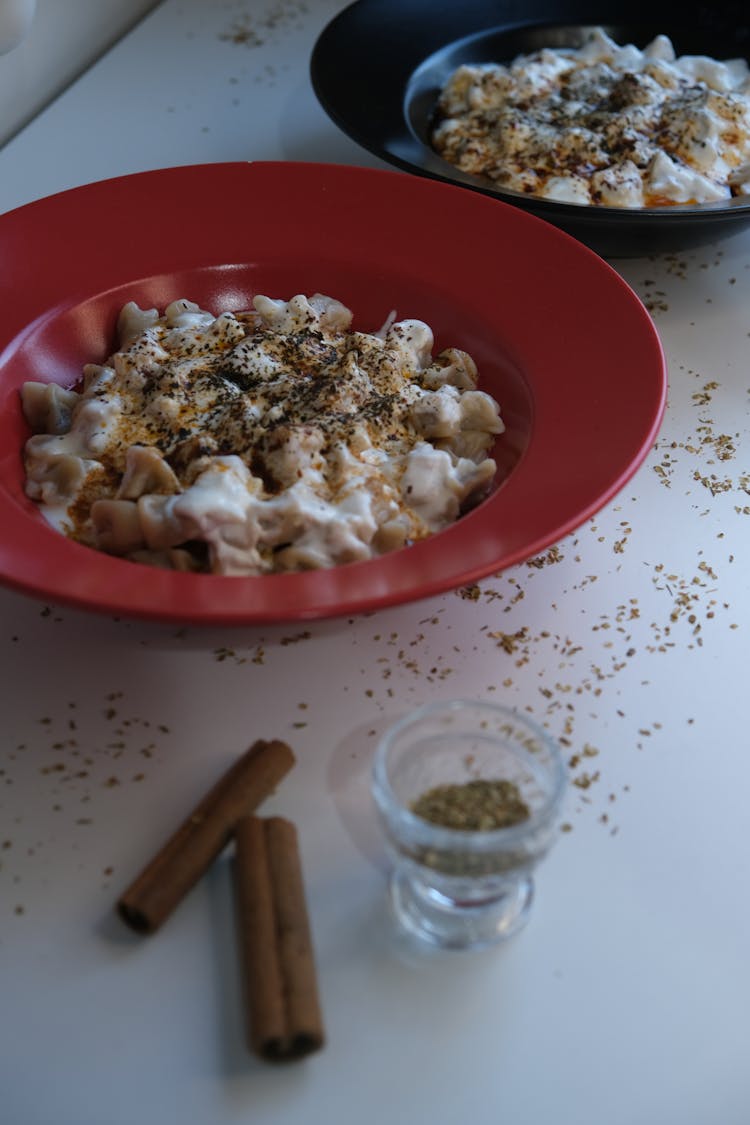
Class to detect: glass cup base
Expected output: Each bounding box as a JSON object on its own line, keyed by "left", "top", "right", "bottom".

{"left": 389, "top": 869, "right": 534, "bottom": 951}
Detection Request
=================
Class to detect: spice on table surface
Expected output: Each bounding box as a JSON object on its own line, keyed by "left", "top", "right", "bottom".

{"left": 411, "top": 778, "right": 531, "bottom": 831}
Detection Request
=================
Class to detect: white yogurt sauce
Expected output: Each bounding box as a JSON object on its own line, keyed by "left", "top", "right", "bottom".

{"left": 21, "top": 294, "right": 504, "bottom": 575}
{"left": 432, "top": 27, "right": 750, "bottom": 208}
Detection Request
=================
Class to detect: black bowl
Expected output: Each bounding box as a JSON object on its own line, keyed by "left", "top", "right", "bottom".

{"left": 311, "top": 0, "right": 750, "bottom": 257}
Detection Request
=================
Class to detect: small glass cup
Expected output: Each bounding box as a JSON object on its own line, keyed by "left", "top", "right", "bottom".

{"left": 372, "top": 699, "right": 567, "bottom": 951}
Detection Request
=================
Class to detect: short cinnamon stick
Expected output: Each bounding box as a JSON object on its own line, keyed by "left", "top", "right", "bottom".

{"left": 117, "top": 739, "right": 295, "bottom": 934}
{"left": 234, "top": 815, "right": 325, "bottom": 1061}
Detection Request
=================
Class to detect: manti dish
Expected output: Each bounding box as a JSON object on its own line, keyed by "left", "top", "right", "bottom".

{"left": 311, "top": 0, "right": 750, "bottom": 255}
{"left": 0, "top": 161, "right": 666, "bottom": 625}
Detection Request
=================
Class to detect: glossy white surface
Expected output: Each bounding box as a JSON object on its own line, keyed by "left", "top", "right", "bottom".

{"left": 0, "top": 0, "right": 35, "bottom": 56}
{"left": 1, "top": 3, "right": 749, "bottom": 1124}
{"left": 0, "top": 0, "right": 159, "bottom": 142}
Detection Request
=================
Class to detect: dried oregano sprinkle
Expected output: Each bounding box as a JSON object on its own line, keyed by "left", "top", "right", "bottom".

{"left": 410, "top": 778, "right": 531, "bottom": 831}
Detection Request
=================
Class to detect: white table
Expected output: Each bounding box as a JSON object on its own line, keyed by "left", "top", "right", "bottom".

{"left": 1, "top": 4, "right": 749, "bottom": 1123}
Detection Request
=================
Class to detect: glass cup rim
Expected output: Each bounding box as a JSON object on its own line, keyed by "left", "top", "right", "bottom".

{"left": 372, "top": 698, "right": 568, "bottom": 850}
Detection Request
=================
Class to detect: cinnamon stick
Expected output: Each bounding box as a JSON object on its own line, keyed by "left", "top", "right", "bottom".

{"left": 117, "top": 739, "right": 295, "bottom": 934}
{"left": 234, "top": 815, "right": 325, "bottom": 1061}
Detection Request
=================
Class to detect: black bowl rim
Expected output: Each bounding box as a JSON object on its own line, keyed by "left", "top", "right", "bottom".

{"left": 310, "top": 0, "right": 750, "bottom": 243}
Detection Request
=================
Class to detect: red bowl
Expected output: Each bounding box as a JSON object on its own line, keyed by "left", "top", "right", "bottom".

{"left": 0, "top": 161, "right": 666, "bottom": 624}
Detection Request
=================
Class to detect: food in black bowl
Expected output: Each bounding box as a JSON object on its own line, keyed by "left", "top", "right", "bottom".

{"left": 311, "top": 0, "right": 750, "bottom": 256}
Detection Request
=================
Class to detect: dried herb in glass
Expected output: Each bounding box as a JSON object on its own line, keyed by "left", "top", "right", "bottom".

{"left": 410, "top": 778, "right": 530, "bottom": 832}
